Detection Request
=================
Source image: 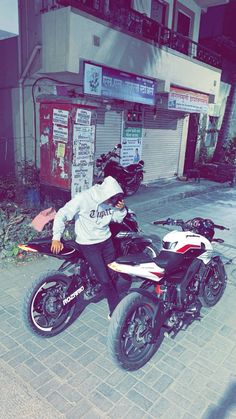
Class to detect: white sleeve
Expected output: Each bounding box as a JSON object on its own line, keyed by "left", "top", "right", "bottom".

{"left": 112, "top": 207, "right": 127, "bottom": 223}
{"left": 52, "top": 195, "right": 82, "bottom": 241}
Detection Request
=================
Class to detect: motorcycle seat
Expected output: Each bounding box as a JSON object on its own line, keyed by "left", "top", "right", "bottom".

{"left": 115, "top": 253, "right": 153, "bottom": 265}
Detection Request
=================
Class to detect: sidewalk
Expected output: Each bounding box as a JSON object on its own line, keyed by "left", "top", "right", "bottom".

{"left": 125, "top": 177, "right": 229, "bottom": 210}
{"left": 0, "top": 177, "right": 236, "bottom": 419}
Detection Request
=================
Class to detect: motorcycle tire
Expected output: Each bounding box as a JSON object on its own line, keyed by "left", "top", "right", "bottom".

{"left": 107, "top": 292, "right": 159, "bottom": 371}
{"left": 124, "top": 174, "right": 143, "bottom": 196}
{"left": 198, "top": 261, "right": 227, "bottom": 307}
{"left": 22, "top": 270, "right": 76, "bottom": 337}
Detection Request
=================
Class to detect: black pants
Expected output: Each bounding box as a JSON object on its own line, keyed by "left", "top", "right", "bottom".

{"left": 79, "top": 237, "right": 120, "bottom": 314}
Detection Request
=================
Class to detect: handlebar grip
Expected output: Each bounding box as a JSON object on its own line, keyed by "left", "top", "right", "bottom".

{"left": 152, "top": 220, "right": 166, "bottom": 225}
{"left": 214, "top": 224, "right": 229, "bottom": 230}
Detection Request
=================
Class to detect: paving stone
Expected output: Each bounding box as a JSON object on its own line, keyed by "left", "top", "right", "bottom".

{"left": 156, "top": 360, "right": 183, "bottom": 379}
{"left": 148, "top": 396, "right": 173, "bottom": 417}
{"left": 14, "top": 363, "right": 38, "bottom": 382}
{"left": 153, "top": 374, "right": 174, "bottom": 393}
{"left": 47, "top": 390, "right": 73, "bottom": 414}
{"left": 65, "top": 399, "right": 93, "bottom": 419}
{"left": 77, "top": 349, "right": 100, "bottom": 367}
{"left": 108, "top": 397, "right": 135, "bottom": 418}
{"left": 8, "top": 349, "right": 32, "bottom": 368}
{"left": 141, "top": 367, "right": 164, "bottom": 386}
{"left": 166, "top": 389, "right": 191, "bottom": 410}
{"left": 50, "top": 362, "right": 72, "bottom": 380}
{"left": 88, "top": 390, "right": 114, "bottom": 413}
{"left": 127, "top": 388, "right": 153, "bottom": 411}
{"left": 56, "top": 383, "right": 82, "bottom": 403}
{"left": 37, "top": 376, "right": 64, "bottom": 397}
{"left": 76, "top": 373, "right": 102, "bottom": 395}
{"left": 124, "top": 405, "right": 147, "bottom": 419}
{"left": 24, "top": 356, "right": 47, "bottom": 375}
{"left": 97, "top": 382, "right": 122, "bottom": 403}
{"left": 134, "top": 381, "right": 160, "bottom": 403}
{"left": 115, "top": 374, "right": 139, "bottom": 394}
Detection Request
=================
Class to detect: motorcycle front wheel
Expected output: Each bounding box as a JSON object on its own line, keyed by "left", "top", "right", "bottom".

{"left": 22, "top": 270, "right": 76, "bottom": 337}
{"left": 199, "top": 262, "right": 227, "bottom": 307}
{"left": 124, "top": 174, "right": 143, "bottom": 196}
{"left": 107, "top": 292, "right": 159, "bottom": 371}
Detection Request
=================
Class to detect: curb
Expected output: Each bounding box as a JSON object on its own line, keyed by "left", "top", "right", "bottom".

{"left": 127, "top": 182, "right": 230, "bottom": 210}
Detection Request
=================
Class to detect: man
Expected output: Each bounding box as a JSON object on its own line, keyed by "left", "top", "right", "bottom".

{"left": 51, "top": 176, "right": 127, "bottom": 316}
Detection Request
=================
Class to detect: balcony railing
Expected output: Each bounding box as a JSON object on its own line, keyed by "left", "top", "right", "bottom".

{"left": 41, "top": 0, "right": 222, "bottom": 69}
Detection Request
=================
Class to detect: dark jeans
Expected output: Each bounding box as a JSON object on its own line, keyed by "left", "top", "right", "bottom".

{"left": 79, "top": 237, "right": 120, "bottom": 314}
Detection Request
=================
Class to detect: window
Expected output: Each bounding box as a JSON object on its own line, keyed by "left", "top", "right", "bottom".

{"left": 174, "top": 1, "right": 194, "bottom": 39}
{"left": 151, "top": 0, "right": 168, "bottom": 26}
{"left": 177, "top": 11, "right": 190, "bottom": 37}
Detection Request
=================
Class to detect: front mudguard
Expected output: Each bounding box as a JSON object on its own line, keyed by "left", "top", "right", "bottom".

{"left": 128, "top": 288, "right": 169, "bottom": 342}
{"left": 198, "top": 256, "right": 227, "bottom": 298}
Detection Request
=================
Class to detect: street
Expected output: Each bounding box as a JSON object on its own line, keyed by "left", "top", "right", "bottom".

{"left": 0, "top": 182, "right": 236, "bottom": 419}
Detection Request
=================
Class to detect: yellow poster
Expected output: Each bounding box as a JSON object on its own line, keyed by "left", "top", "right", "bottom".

{"left": 56, "top": 142, "right": 65, "bottom": 158}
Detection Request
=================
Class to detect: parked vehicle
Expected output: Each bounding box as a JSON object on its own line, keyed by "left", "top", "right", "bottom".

{"left": 19, "top": 209, "right": 158, "bottom": 338}
{"left": 95, "top": 144, "right": 144, "bottom": 196}
{"left": 107, "top": 217, "right": 228, "bottom": 370}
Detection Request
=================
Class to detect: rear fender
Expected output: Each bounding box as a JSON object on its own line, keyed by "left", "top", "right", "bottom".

{"left": 19, "top": 238, "right": 83, "bottom": 261}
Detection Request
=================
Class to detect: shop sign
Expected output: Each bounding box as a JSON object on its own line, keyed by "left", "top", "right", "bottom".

{"left": 84, "top": 62, "right": 155, "bottom": 105}
{"left": 168, "top": 87, "right": 209, "bottom": 113}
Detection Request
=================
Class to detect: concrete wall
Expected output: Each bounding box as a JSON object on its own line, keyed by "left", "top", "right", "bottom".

{"left": 41, "top": 8, "right": 221, "bottom": 99}
{"left": 0, "top": 37, "right": 18, "bottom": 175}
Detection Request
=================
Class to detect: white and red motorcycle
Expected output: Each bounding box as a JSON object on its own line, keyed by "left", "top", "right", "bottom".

{"left": 107, "top": 217, "right": 229, "bottom": 370}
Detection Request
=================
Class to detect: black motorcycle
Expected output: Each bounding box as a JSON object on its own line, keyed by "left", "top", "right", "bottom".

{"left": 19, "top": 209, "right": 158, "bottom": 338}
{"left": 95, "top": 144, "right": 144, "bottom": 196}
{"left": 107, "top": 217, "right": 229, "bottom": 370}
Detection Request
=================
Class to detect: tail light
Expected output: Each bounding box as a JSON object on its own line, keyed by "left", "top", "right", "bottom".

{"left": 18, "top": 244, "right": 38, "bottom": 253}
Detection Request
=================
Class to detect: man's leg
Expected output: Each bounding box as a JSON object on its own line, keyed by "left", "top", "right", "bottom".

{"left": 80, "top": 239, "right": 120, "bottom": 314}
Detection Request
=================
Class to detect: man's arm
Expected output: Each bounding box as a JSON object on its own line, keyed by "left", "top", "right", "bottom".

{"left": 112, "top": 199, "right": 127, "bottom": 223}
{"left": 51, "top": 195, "right": 82, "bottom": 254}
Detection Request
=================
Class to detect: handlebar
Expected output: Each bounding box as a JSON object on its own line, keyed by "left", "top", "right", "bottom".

{"left": 152, "top": 218, "right": 229, "bottom": 231}
{"left": 152, "top": 218, "right": 183, "bottom": 227}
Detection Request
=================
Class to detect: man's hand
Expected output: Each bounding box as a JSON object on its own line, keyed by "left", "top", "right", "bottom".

{"left": 51, "top": 240, "right": 64, "bottom": 254}
{"left": 115, "top": 200, "right": 125, "bottom": 210}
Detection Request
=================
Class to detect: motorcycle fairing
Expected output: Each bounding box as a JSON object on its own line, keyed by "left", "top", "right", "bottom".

{"left": 109, "top": 259, "right": 165, "bottom": 282}
{"left": 162, "top": 231, "right": 212, "bottom": 255}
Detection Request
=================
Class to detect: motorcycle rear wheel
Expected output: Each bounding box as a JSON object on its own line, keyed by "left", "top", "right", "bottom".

{"left": 23, "top": 270, "right": 76, "bottom": 337}
{"left": 199, "top": 263, "right": 226, "bottom": 307}
{"left": 107, "top": 292, "right": 159, "bottom": 370}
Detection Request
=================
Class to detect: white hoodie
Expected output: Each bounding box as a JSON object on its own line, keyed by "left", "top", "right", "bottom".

{"left": 52, "top": 176, "right": 127, "bottom": 245}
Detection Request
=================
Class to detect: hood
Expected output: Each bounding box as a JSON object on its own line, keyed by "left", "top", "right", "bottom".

{"left": 90, "top": 176, "right": 124, "bottom": 204}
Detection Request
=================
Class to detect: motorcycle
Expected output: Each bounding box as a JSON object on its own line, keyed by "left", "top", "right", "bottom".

{"left": 107, "top": 217, "right": 229, "bottom": 371}
{"left": 95, "top": 144, "right": 144, "bottom": 196}
{"left": 19, "top": 209, "right": 158, "bottom": 338}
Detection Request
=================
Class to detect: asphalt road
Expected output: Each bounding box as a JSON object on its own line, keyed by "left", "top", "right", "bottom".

{"left": 0, "top": 183, "right": 236, "bottom": 419}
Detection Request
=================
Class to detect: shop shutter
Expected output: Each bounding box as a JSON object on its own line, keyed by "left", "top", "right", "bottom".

{"left": 142, "top": 108, "right": 185, "bottom": 183}
{"left": 95, "top": 108, "right": 123, "bottom": 159}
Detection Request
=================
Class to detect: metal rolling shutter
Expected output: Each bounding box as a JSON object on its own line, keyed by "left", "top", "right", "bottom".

{"left": 95, "top": 108, "right": 123, "bottom": 159}
{"left": 142, "top": 108, "right": 184, "bottom": 183}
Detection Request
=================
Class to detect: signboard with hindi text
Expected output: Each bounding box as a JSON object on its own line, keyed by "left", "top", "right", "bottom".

{"left": 168, "top": 87, "right": 209, "bottom": 114}
{"left": 84, "top": 62, "right": 155, "bottom": 106}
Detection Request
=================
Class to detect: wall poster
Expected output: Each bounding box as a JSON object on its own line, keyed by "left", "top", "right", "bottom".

{"left": 71, "top": 109, "right": 95, "bottom": 197}
{"left": 120, "top": 127, "right": 143, "bottom": 166}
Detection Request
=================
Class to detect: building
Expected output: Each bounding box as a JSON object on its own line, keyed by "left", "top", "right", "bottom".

{"left": 0, "top": 0, "right": 228, "bottom": 193}
{"left": 199, "top": 0, "right": 236, "bottom": 162}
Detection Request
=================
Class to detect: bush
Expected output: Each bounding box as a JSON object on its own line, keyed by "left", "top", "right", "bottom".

{"left": 0, "top": 202, "right": 52, "bottom": 261}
